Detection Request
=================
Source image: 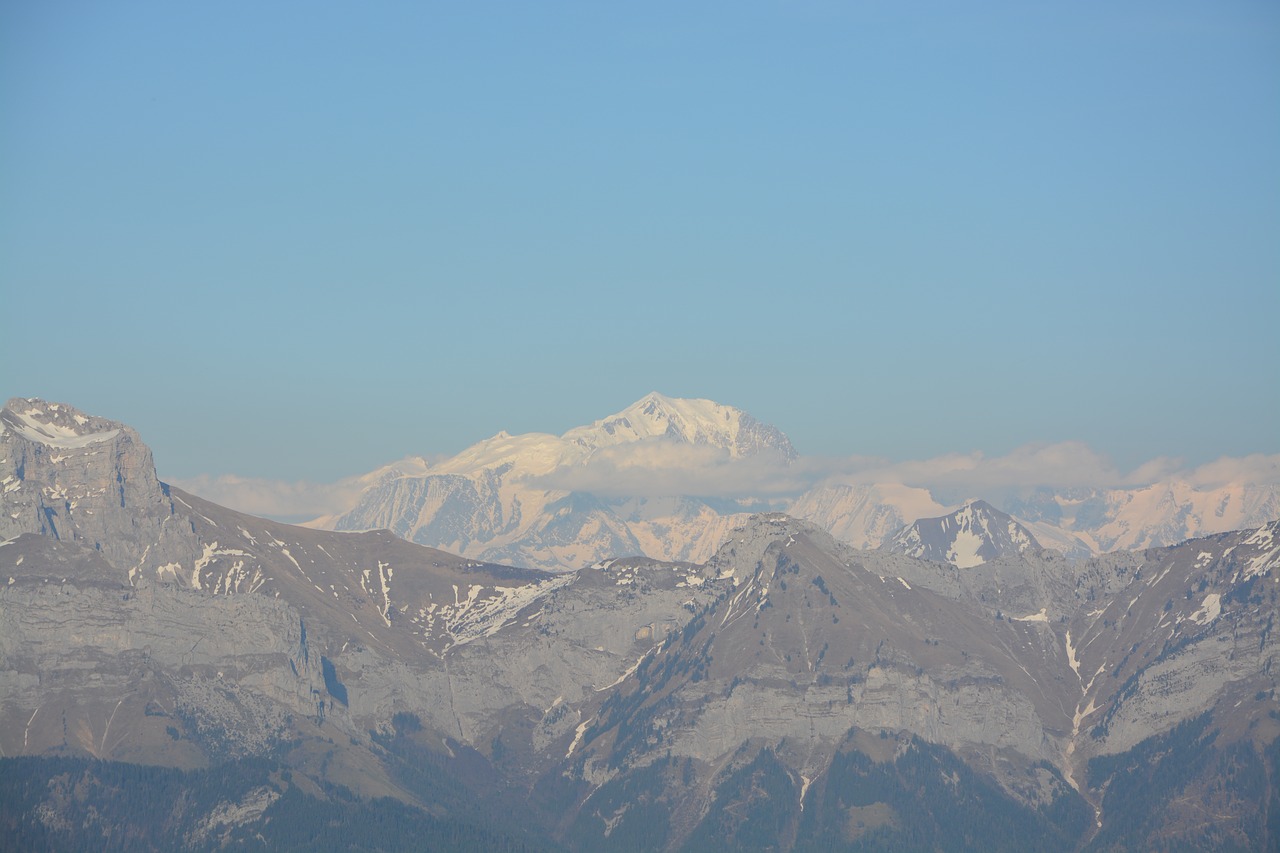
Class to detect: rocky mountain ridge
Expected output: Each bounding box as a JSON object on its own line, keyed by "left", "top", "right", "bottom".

{"left": 3, "top": 397, "right": 1278, "bottom": 850}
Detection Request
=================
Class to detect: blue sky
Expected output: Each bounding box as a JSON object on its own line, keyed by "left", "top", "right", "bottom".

{"left": 3, "top": 1, "right": 1277, "bottom": 485}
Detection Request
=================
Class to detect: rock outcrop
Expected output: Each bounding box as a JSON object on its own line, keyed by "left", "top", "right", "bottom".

{"left": 887, "top": 499, "right": 1043, "bottom": 567}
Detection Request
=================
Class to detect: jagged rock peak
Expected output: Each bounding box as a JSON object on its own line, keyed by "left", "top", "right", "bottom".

{"left": 561, "top": 392, "right": 797, "bottom": 460}
{"left": 887, "top": 499, "right": 1042, "bottom": 568}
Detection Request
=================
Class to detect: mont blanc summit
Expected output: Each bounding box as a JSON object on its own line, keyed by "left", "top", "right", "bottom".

{"left": 320, "top": 393, "right": 795, "bottom": 570}
{"left": 561, "top": 392, "right": 797, "bottom": 459}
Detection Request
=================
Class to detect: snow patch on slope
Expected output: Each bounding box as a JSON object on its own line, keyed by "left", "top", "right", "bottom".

{"left": 3, "top": 407, "right": 121, "bottom": 449}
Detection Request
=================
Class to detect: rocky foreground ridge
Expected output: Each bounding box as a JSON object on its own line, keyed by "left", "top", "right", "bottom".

{"left": 2, "top": 397, "right": 1279, "bottom": 850}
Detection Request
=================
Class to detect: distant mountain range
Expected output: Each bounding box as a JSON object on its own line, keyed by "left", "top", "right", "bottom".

{"left": 306, "top": 392, "right": 1280, "bottom": 570}
{"left": 3, "top": 396, "right": 1278, "bottom": 850}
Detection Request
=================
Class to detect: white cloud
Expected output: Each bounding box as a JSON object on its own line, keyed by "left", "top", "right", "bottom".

{"left": 169, "top": 473, "right": 370, "bottom": 522}
{"left": 812, "top": 442, "right": 1119, "bottom": 491}
{"left": 171, "top": 440, "right": 1280, "bottom": 524}
{"left": 168, "top": 455, "right": 438, "bottom": 522}
{"left": 819, "top": 443, "right": 1280, "bottom": 492}
{"left": 1183, "top": 454, "right": 1280, "bottom": 487}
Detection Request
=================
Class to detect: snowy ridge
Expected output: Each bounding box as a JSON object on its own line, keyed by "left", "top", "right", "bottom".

{"left": 787, "top": 483, "right": 944, "bottom": 550}
{"left": 1005, "top": 481, "right": 1280, "bottom": 554}
{"left": 406, "top": 574, "right": 575, "bottom": 652}
{"left": 1235, "top": 519, "right": 1280, "bottom": 582}
{"left": 561, "top": 392, "right": 796, "bottom": 460}
{"left": 416, "top": 392, "right": 793, "bottom": 480}
{"left": 430, "top": 431, "right": 582, "bottom": 479}
{"left": 0, "top": 400, "right": 122, "bottom": 449}
{"left": 888, "top": 500, "right": 1042, "bottom": 568}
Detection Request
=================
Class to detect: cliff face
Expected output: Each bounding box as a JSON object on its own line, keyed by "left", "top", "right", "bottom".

{"left": 0, "top": 534, "right": 317, "bottom": 765}
{"left": 0, "top": 398, "right": 193, "bottom": 574}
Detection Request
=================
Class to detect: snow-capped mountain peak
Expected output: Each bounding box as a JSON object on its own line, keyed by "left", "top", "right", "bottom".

{"left": 320, "top": 394, "right": 797, "bottom": 569}
{"left": 561, "top": 392, "right": 796, "bottom": 460}
{"left": 888, "top": 499, "right": 1043, "bottom": 568}
{"left": 430, "top": 430, "right": 580, "bottom": 478}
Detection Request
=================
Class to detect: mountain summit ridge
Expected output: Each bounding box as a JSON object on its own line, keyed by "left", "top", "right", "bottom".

{"left": 561, "top": 391, "right": 798, "bottom": 460}
{"left": 0, "top": 397, "right": 124, "bottom": 448}
{"left": 888, "top": 499, "right": 1043, "bottom": 567}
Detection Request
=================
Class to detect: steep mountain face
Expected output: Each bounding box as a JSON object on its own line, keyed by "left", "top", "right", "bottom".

{"left": 887, "top": 499, "right": 1043, "bottom": 567}
{"left": 0, "top": 398, "right": 193, "bottom": 573}
{"left": 4, "top": 398, "right": 1279, "bottom": 850}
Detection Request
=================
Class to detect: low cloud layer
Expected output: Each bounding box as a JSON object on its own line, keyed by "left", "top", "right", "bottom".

{"left": 168, "top": 473, "right": 371, "bottom": 523}
{"left": 829, "top": 442, "right": 1161, "bottom": 492}
{"left": 1180, "top": 454, "right": 1280, "bottom": 488}
{"left": 175, "top": 441, "right": 1280, "bottom": 523}
{"left": 820, "top": 444, "right": 1280, "bottom": 499}
{"left": 531, "top": 440, "right": 1210, "bottom": 500}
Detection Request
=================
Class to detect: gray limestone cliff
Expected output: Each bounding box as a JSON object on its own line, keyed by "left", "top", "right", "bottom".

{"left": 1, "top": 398, "right": 195, "bottom": 574}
